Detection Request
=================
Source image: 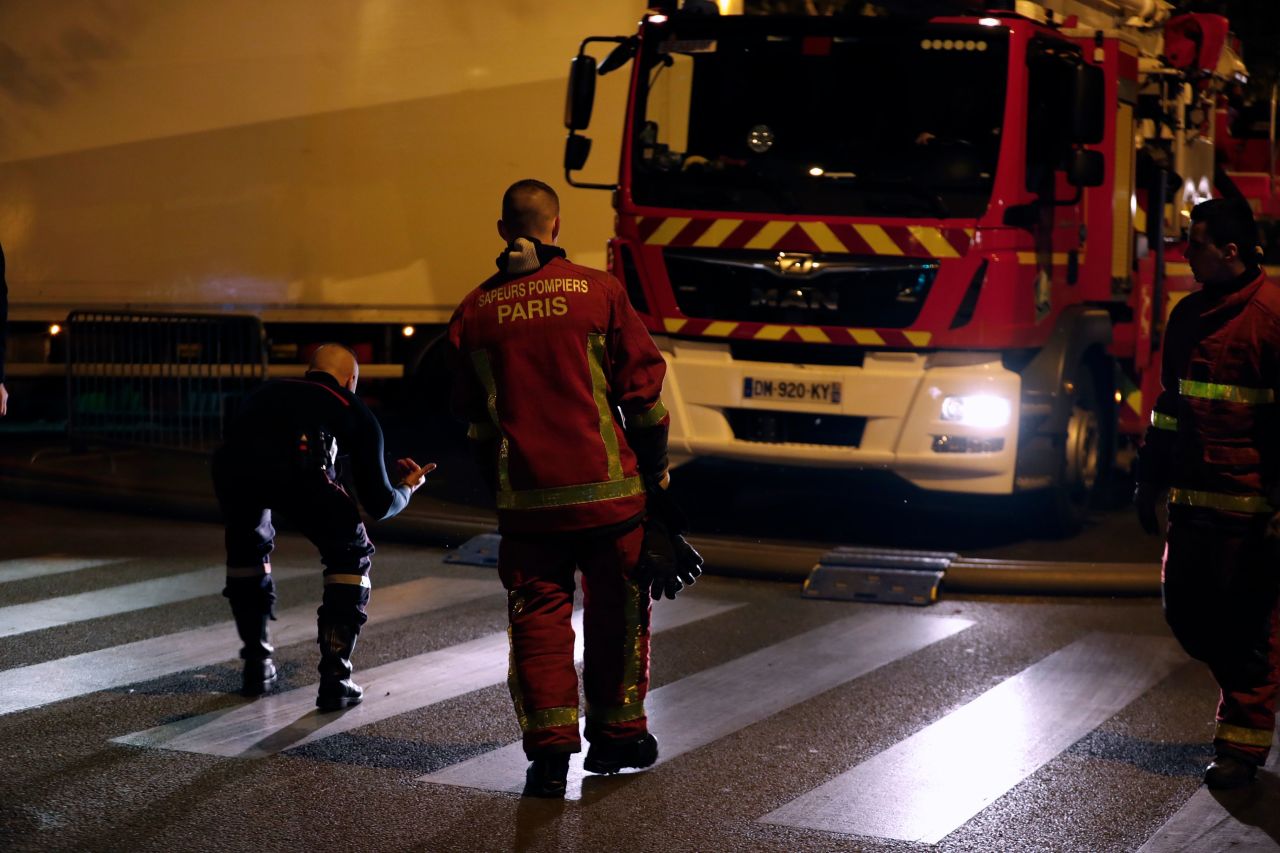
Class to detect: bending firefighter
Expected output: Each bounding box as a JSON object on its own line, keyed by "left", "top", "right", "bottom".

{"left": 1136, "top": 198, "right": 1280, "bottom": 790}
{"left": 212, "top": 344, "right": 433, "bottom": 710}
{"left": 448, "top": 179, "right": 702, "bottom": 798}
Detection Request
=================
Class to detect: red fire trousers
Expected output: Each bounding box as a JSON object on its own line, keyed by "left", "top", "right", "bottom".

{"left": 498, "top": 525, "right": 651, "bottom": 758}
{"left": 1163, "top": 512, "right": 1280, "bottom": 764}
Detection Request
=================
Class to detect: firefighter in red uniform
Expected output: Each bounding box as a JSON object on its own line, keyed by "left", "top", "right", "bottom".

{"left": 448, "top": 179, "right": 701, "bottom": 798}
{"left": 1136, "top": 198, "right": 1279, "bottom": 789}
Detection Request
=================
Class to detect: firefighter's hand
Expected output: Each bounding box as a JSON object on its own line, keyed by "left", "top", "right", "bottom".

{"left": 397, "top": 459, "right": 436, "bottom": 493}
{"left": 0, "top": 383, "right": 7, "bottom": 417}
{"left": 1134, "top": 482, "right": 1163, "bottom": 536}
{"left": 636, "top": 517, "right": 684, "bottom": 601}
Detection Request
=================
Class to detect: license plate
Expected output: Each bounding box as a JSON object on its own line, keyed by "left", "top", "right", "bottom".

{"left": 742, "top": 377, "right": 842, "bottom": 405}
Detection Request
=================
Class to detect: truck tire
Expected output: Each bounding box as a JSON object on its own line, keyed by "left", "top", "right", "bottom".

{"left": 405, "top": 332, "right": 465, "bottom": 447}
{"left": 1040, "top": 352, "right": 1115, "bottom": 538}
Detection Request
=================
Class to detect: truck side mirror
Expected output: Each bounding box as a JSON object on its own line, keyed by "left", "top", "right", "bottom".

{"left": 1067, "top": 149, "right": 1105, "bottom": 187}
{"left": 1071, "top": 63, "right": 1104, "bottom": 145}
{"left": 565, "top": 134, "right": 593, "bottom": 172}
{"left": 565, "top": 54, "right": 598, "bottom": 131}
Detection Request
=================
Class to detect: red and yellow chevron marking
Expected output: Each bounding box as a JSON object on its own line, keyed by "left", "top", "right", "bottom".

{"left": 662, "top": 317, "right": 932, "bottom": 348}
{"left": 633, "top": 216, "right": 971, "bottom": 259}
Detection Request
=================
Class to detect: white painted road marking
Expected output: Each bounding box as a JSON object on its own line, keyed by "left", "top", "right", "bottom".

{"left": 1137, "top": 731, "right": 1280, "bottom": 852}
{"left": 0, "top": 556, "right": 126, "bottom": 585}
{"left": 420, "top": 610, "right": 973, "bottom": 799}
{"left": 759, "top": 633, "right": 1186, "bottom": 844}
{"left": 113, "top": 596, "right": 740, "bottom": 757}
{"left": 0, "top": 566, "right": 312, "bottom": 638}
{"left": 0, "top": 575, "right": 497, "bottom": 716}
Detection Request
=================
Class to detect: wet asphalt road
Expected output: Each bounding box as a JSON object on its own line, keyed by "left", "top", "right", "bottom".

{"left": 1, "top": 496, "right": 1267, "bottom": 853}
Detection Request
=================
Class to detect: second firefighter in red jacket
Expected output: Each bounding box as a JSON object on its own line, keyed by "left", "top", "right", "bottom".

{"left": 1136, "top": 198, "right": 1280, "bottom": 790}
{"left": 448, "top": 179, "right": 700, "bottom": 798}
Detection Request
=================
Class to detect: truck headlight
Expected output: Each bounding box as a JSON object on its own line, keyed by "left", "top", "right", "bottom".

{"left": 940, "top": 394, "right": 1011, "bottom": 428}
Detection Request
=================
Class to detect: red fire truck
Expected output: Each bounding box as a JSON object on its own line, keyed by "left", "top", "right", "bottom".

{"left": 564, "top": 0, "right": 1269, "bottom": 533}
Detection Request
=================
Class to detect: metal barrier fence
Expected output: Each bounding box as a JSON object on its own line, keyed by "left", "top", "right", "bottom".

{"left": 66, "top": 311, "right": 267, "bottom": 451}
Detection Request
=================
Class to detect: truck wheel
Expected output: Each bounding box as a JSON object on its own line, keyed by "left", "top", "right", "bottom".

{"left": 1041, "top": 355, "right": 1115, "bottom": 538}
{"left": 406, "top": 332, "right": 465, "bottom": 447}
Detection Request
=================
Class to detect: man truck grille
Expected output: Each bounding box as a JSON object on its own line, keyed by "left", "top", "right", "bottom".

{"left": 664, "top": 249, "right": 938, "bottom": 329}
{"left": 726, "top": 409, "right": 867, "bottom": 447}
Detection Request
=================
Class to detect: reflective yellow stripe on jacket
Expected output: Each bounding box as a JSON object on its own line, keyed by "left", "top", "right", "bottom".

{"left": 1168, "top": 488, "right": 1274, "bottom": 514}
{"left": 495, "top": 477, "right": 645, "bottom": 511}
{"left": 1179, "top": 379, "right": 1275, "bottom": 405}
{"left": 586, "top": 332, "right": 625, "bottom": 481}
{"left": 630, "top": 400, "right": 669, "bottom": 429}
{"left": 1150, "top": 411, "right": 1178, "bottom": 431}
{"left": 475, "top": 334, "right": 647, "bottom": 512}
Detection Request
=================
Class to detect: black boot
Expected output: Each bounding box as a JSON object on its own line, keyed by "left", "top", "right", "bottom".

{"left": 583, "top": 732, "right": 659, "bottom": 775}
{"left": 230, "top": 602, "right": 277, "bottom": 697}
{"left": 1205, "top": 753, "right": 1258, "bottom": 789}
{"left": 316, "top": 622, "right": 363, "bottom": 711}
{"left": 523, "top": 753, "right": 571, "bottom": 798}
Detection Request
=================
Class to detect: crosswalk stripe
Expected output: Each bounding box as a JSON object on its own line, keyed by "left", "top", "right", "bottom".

{"left": 112, "top": 595, "right": 740, "bottom": 757}
{"left": 419, "top": 610, "right": 973, "bottom": 798}
{"left": 759, "top": 633, "right": 1185, "bottom": 843}
{"left": 0, "top": 566, "right": 308, "bottom": 638}
{"left": 1137, "top": 731, "right": 1280, "bottom": 852}
{"left": 0, "top": 556, "right": 126, "bottom": 585}
{"left": 0, "top": 575, "right": 496, "bottom": 716}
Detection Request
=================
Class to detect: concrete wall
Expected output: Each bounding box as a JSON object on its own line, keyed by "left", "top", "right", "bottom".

{"left": 0, "top": 0, "right": 642, "bottom": 322}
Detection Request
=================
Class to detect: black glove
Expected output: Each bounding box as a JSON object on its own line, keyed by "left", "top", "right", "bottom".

{"left": 672, "top": 532, "right": 704, "bottom": 586}
{"left": 636, "top": 515, "right": 683, "bottom": 601}
{"left": 1134, "top": 482, "right": 1162, "bottom": 536}
{"left": 634, "top": 491, "right": 704, "bottom": 600}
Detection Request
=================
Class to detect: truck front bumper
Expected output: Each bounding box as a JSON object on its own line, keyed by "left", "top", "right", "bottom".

{"left": 656, "top": 337, "right": 1021, "bottom": 495}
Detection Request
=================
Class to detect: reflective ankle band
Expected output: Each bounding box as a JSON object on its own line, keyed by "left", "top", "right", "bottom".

{"left": 226, "top": 565, "right": 270, "bottom": 578}
{"left": 323, "top": 574, "right": 371, "bottom": 588}
{"left": 1215, "top": 722, "right": 1275, "bottom": 747}
{"left": 523, "top": 706, "right": 580, "bottom": 732}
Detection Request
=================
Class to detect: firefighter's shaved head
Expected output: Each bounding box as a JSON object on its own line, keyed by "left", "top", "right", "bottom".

{"left": 1191, "top": 198, "right": 1260, "bottom": 264}
{"left": 500, "top": 179, "right": 561, "bottom": 244}
{"left": 1189, "top": 198, "right": 1260, "bottom": 285}
{"left": 310, "top": 344, "right": 360, "bottom": 392}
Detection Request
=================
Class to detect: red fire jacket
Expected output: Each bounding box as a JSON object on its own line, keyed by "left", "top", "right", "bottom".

{"left": 1139, "top": 268, "right": 1280, "bottom": 513}
{"left": 448, "top": 242, "right": 669, "bottom": 533}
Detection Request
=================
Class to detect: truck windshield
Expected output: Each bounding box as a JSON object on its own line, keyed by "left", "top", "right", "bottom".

{"left": 630, "top": 18, "right": 1010, "bottom": 219}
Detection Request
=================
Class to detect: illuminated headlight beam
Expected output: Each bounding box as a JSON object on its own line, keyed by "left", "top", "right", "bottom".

{"left": 940, "top": 395, "right": 1011, "bottom": 428}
